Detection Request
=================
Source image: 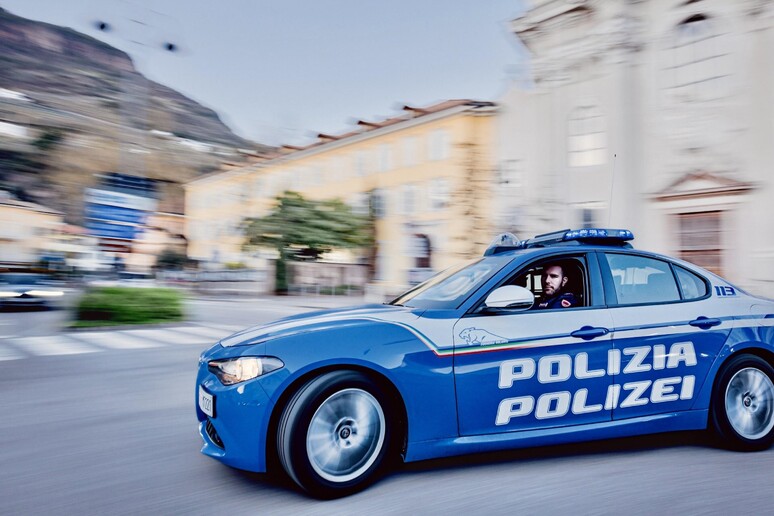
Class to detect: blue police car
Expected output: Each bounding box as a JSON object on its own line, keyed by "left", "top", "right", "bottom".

{"left": 196, "top": 228, "right": 774, "bottom": 497}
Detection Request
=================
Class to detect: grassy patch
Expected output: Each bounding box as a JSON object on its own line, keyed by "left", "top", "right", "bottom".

{"left": 73, "top": 287, "right": 184, "bottom": 327}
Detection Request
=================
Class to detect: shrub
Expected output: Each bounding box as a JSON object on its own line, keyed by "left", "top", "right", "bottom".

{"left": 156, "top": 248, "right": 188, "bottom": 270}
{"left": 74, "top": 287, "right": 184, "bottom": 327}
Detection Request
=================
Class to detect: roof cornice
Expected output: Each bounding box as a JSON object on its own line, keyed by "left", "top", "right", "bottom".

{"left": 187, "top": 101, "right": 496, "bottom": 186}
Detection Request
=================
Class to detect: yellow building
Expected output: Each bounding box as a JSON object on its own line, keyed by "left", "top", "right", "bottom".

{"left": 0, "top": 191, "right": 63, "bottom": 266}
{"left": 185, "top": 100, "right": 498, "bottom": 292}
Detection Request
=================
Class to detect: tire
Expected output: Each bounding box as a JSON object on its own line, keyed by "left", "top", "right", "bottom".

{"left": 711, "top": 354, "right": 774, "bottom": 451}
{"left": 277, "top": 371, "right": 393, "bottom": 498}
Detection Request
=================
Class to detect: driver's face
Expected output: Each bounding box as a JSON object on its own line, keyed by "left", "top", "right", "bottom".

{"left": 542, "top": 265, "right": 567, "bottom": 297}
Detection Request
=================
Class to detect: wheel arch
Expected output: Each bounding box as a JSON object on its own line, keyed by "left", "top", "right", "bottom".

{"left": 726, "top": 347, "right": 774, "bottom": 369}
{"left": 264, "top": 364, "right": 409, "bottom": 474}
{"left": 700, "top": 344, "right": 774, "bottom": 415}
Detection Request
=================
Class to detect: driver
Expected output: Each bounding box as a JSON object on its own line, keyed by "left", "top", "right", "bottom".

{"left": 536, "top": 262, "right": 578, "bottom": 309}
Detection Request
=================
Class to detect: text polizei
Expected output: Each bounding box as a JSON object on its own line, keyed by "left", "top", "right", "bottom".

{"left": 495, "top": 342, "right": 697, "bottom": 425}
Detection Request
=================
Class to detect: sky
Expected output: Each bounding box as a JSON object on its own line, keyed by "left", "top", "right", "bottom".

{"left": 1, "top": 0, "right": 528, "bottom": 146}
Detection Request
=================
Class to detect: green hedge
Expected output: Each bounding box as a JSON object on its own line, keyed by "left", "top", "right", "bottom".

{"left": 74, "top": 287, "right": 184, "bottom": 327}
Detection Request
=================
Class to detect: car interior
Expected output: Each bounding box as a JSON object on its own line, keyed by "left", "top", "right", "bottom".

{"left": 510, "top": 258, "right": 587, "bottom": 308}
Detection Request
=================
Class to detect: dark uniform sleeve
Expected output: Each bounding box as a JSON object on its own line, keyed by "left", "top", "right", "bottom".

{"left": 537, "top": 292, "right": 578, "bottom": 309}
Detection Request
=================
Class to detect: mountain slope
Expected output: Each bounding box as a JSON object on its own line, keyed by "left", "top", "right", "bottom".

{"left": 0, "top": 7, "right": 270, "bottom": 223}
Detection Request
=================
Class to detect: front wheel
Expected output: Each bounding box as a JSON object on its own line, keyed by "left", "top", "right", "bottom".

{"left": 711, "top": 354, "right": 774, "bottom": 451}
{"left": 277, "top": 371, "right": 393, "bottom": 498}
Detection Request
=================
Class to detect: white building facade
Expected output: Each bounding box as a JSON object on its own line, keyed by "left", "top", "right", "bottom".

{"left": 497, "top": 0, "right": 774, "bottom": 297}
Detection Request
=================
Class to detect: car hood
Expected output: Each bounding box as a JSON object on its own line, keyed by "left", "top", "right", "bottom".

{"left": 219, "top": 303, "right": 420, "bottom": 347}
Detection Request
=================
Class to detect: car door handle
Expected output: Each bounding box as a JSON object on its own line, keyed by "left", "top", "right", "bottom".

{"left": 689, "top": 317, "right": 721, "bottom": 329}
{"left": 571, "top": 326, "right": 610, "bottom": 340}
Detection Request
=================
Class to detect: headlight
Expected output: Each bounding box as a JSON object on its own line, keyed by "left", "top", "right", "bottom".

{"left": 0, "top": 291, "right": 21, "bottom": 298}
{"left": 208, "top": 356, "right": 284, "bottom": 385}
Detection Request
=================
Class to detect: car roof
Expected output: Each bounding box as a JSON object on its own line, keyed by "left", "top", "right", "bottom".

{"left": 484, "top": 244, "right": 708, "bottom": 271}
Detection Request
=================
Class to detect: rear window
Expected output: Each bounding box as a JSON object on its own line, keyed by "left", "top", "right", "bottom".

{"left": 604, "top": 254, "right": 681, "bottom": 305}
{"left": 674, "top": 265, "right": 708, "bottom": 300}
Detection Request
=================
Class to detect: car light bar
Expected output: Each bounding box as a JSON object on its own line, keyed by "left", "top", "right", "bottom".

{"left": 484, "top": 228, "right": 635, "bottom": 255}
{"left": 525, "top": 228, "right": 634, "bottom": 247}
{"left": 564, "top": 228, "right": 634, "bottom": 241}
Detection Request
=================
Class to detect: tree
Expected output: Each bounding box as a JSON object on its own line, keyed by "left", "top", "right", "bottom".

{"left": 33, "top": 129, "right": 63, "bottom": 152}
{"left": 155, "top": 248, "right": 187, "bottom": 270}
{"left": 243, "top": 191, "right": 373, "bottom": 293}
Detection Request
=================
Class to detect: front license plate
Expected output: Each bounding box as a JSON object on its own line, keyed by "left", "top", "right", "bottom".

{"left": 199, "top": 386, "right": 215, "bottom": 418}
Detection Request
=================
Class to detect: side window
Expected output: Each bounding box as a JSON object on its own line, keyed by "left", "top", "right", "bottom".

{"left": 604, "top": 254, "right": 680, "bottom": 305}
{"left": 507, "top": 257, "right": 588, "bottom": 309}
{"left": 674, "top": 265, "right": 708, "bottom": 300}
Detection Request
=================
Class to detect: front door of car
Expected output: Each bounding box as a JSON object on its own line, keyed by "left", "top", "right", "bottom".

{"left": 599, "top": 252, "right": 732, "bottom": 421}
{"left": 453, "top": 254, "right": 616, "bottom": 436}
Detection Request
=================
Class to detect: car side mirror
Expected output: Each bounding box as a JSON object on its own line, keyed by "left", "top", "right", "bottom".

{"left": 483, "top": 285, "right": 535, "bottom": 312}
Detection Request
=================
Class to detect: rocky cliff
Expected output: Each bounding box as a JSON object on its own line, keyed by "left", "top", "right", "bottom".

{"left": 0, "top": 7, "right": 269, "bottom": 223}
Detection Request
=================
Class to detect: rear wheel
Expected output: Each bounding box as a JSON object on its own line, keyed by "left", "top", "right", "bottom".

{"left": 711, "top": 354, "right": 774, "bottom": 451}
{"left": 277, "top": 371, "right": 393, "bottom": 498}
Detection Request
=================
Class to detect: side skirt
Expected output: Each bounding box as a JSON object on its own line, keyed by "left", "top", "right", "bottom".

{"left": 405, "top": 410, "right": 708, "bottom": 463}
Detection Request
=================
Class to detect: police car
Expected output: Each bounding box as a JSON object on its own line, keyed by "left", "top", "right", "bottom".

{"left": 196, "top": 228, "right": 774, "bottom": 497}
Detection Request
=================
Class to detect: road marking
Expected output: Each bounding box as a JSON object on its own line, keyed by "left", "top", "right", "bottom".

{"left": 11, "top": 335, "right": 102, "bottom": 356}
{"left": 169, "top": 325, "right": 232, "bottom": 340}
{"left": 0, "top": 324, "right": 247, "bottom": 361}
{"left": 69, "top": 331, "right": 161, "bottom": 350}
{"left": 0, "top": 344, "right": 24, "bottom": 361}
{"left": 197, "top": 323, "right": 244, "bottom": 333}
{"left": 123, "top": 327, "right": 215, "bottom": 345}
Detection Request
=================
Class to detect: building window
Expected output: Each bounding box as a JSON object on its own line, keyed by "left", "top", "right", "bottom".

{"left": 349, "top": 192, "right": 369, "bottom": 216}
{"left": 568, "top": 105, "right": 607, "bottom": 167}
{"left": 354, "top": 150, "right": 369, "bottom": 177}
{"left": 402, "top": 184, "right": 416, "bottom": 215}
{"left": 428, "top": 129, "right": 449, "bottom": 161}
{"left": 378, "top": 144, "right": 392, "bottom": 172}
{"left": 580, "top": 208, "right": 595, "bottom": 228}
{"left": 402, "top": 136, "right": 418, "bottom": 167}
{"left": 430, "top": 178, "right": 450, "bottom": 211}
{"left": 676, "top": 211, "right": 723, "bottom": 275}
{"left": 330, "top": 157, "right": 346, "bottom": 182}
{"left": 667, "top": 14, "right": 730, "bottom": 102}
{"left": 375, "top": 242, "right": 389, "bottom": 281}
{"left": 371, "top": 189, "right": 388, "bottom": 219}
{"left": 412, "top": 234, "right": 432, "bottom": 269}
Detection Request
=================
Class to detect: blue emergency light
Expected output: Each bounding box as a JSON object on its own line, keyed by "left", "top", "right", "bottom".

{"left": 484, "top": 228, "right": 635, "bottom": 255}
{"left": 563, "top": 228, "right": 634, "bottom": 242}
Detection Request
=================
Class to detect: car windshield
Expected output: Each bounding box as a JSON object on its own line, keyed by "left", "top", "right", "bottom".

{"left": 390, "top": 255, "right": 512, "bottom": 309}
{"left": 0, "top": 273, "right": 49, "bottom": 285}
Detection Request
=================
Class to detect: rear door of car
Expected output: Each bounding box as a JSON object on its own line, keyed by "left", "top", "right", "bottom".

{"left": 453, "top": 252, "right": 615, "bottom": 436}
{"left": 599, "top": 252, "right": 732, "bottom": 421}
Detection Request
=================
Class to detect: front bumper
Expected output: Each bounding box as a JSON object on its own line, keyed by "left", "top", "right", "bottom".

{"left": 196, "top": 359, "right": 275, "bottom": 473}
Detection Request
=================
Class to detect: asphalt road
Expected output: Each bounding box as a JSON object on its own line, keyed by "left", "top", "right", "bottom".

{"left": 2, "top": 299, "right": 774, "bottom": 514}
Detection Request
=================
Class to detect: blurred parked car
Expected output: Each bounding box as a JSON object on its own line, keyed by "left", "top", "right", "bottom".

{"left": 0, "top": 273, "right": 66, "bottom": 309}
